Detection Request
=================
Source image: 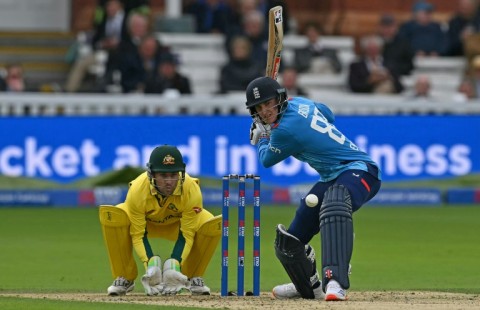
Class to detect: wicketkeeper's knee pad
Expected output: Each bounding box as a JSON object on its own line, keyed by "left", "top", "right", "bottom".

{"left": 99, "top": 205, "right": 137, "bottom": 280}
{"left": 181, "top": 214, "right": 222, "bottom": 278}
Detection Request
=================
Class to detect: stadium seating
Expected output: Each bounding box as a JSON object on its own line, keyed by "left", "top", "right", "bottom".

{"left": 0, "top": 31, "right": 74, "bottom": 91}
{"left": 1, "top": 28, "right": 477, "bottom": 116}
{"left": 156, "top": 33, "right": 356, "bottom": 95}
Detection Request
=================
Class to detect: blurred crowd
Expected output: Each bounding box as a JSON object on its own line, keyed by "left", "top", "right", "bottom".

{"left": 1, "top": 0, "right": 480, "bottom": 105}
{"left": 346, "top": 0, "right": 480, "bottom": 102}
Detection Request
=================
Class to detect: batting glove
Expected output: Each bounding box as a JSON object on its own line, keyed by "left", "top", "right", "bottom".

{"left": 250, "top": 122, "right": 270, "bottom": 145}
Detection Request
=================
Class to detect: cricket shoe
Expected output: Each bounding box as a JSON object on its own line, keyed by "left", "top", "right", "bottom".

{"left": 107, "top": 276, "right": 135, "bottom": 296}
{"left": 324, "top": 280, "right": 347, "bottom": 301}
{"left": 189, "top": 277, "right": 211, "bottom": 295}
{"left": 272, "top": 282, "right": 324, "bottom": 299}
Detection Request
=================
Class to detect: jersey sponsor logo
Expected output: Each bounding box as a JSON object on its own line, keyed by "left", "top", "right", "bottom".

{"left": 268, "top": 144, "right": 281, "bottom": 153}
{"left": 298, "top": 104, "right": 309, "bottom": 118}
{"left": 147, "top": 214, "right": 181, "bottom": 224}
{"left": 193, "top": 206, "right": 202, "bottom": 214}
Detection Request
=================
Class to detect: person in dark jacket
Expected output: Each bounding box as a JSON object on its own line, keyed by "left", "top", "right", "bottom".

{"left": 348, "top": 34, "right": 403, "bottom": 94}
{"left": 443, "top": 0, "right": 480, "bottom": 56}
{"left": 378, "top": 14, "right": 414, "bottom": 76}
{"left": 294, "top": 22, "right": 342, "bottom": 74}
{"left": 145, "top": 53, "right": 192, "bottom": 95}
{"left": 398, "top": 1, "right": 445, "bottom": 56}
{"left": 219, "top": 35, "right": 263, "bottom": 93}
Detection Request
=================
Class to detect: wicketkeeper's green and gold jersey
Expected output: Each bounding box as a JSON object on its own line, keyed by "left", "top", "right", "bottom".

{"left": 122, "top": 172, "right": 208, "bottom": 265}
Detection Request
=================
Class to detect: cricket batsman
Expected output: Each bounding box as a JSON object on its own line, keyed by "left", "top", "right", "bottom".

{"left": 99, "top": 145, "right": 221, "bottom": 296}
{"left": 246, "top": 77, "right": 382, "bottom": 301}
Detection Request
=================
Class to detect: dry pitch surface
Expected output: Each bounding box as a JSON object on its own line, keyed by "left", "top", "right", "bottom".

{"left": 1, "top": 291, "right": 479, "bottom": 310}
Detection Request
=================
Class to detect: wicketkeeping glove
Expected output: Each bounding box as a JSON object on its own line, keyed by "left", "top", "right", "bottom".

{"left": 162, "top": 258, "right": 190, "bottom": 295}
{"left": 141, "top": 256, "right": 164, "bottom": 296}
{"left": 250, "top": 122, "right": 270, "bottom": 145}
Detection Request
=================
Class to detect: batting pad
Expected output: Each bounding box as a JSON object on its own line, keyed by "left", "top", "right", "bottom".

{"left": 274, "top": 224, "right": 316, "bottom": 299}
{"left": 181, "top": 214, "right": 222, "bottom": 278}
{"left": 319, "top": 185, "right": 353, "bottom": 291}
{"left": 99, "top": 205, "right": 138, "bottom": 281}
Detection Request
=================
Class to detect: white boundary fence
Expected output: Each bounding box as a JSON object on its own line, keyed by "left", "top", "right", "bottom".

{"left": 1, "top": 92, "right": 480, "bottom": 116}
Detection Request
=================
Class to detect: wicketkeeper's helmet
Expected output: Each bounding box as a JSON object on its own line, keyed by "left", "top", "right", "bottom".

{"left": 147, "top": 145, "right": 185, "bottom": 173}
{"left": 147, "top": 145, "right": 186, "bottom": 195}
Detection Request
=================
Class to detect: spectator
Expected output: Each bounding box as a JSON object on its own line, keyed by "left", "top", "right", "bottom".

{"left": 65, "top": 0, "right": 128, "bottom": 92}
{"left": 95, "top": 0, "right": 150, "bottom": 24}
{"left": 348, "top": 35, "right": 403, "bottom": 94}
{"left": 183, "top": 0, "right": 233, "bottom": 34}
{"left": 225, "top": 8, "right": 268, "bottom": 68}
{"left": 378, "top": 14, "right": 414, "bottom": 76}
{"left": 0, "top": 72, "right": 5, "bottom": 91}
{"left": 453, "top": 79, "right": 477, "bottom": 101}
{"left": 280, "top": 66, "right": 308, "bottom": 97}
{"left": 145, "top": 53, "right": 192, "bottom": 95}
{"left": 242, "top": 10, "right": 268, "bottom": 67}
{"left": 1, "top": 64, "right": 26, "bottom": 92}
{"left": 405, "top": 74, "right": 435, "bottom": 101}
{"left": 398, "top": 0, "right": 445, "bottom": 57}
{"left": 239, "top": 0, "right": 261, "bottom": 14}
{"left": 119, "top": 35, "right": 168, "bottom": 93}
{"left": 219, "top": 35, "right": 263, "bottom": 93}
{"left": 224, "top": 0, "right": 291, "bottom": 37}
{"left": 466, "top": 54, "right": 480, "bottom": 96}
{"left": 444, "top": 0, "right": 480, "bottom": 56}
{"left": 294, "top": 22, "right": 342, "bottom": 74}
{"left": 102, "top": 12, "right": 152, "bottom": 92}
{"left": 92, "top": 0, "right": 129, "bottom": 52}
{"left": 224, "top": 0, "right": 263, "bottom": 43}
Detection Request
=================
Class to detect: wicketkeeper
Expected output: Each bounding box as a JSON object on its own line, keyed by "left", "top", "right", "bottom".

{"left": 99, "top": 145, "right": 221, "bottom": 296}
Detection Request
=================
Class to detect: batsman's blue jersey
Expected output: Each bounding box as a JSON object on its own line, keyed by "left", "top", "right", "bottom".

{"left": 256, "top": 97, "right": 381, "bottom": 182}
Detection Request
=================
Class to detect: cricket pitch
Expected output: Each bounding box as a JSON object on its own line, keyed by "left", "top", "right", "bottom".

{"left": 1, "top": 291, "right": 479, "bottom": 309}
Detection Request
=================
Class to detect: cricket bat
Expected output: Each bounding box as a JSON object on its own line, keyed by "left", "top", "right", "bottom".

{"left": 265, "top": 5, "right": 284, "bottom": 80}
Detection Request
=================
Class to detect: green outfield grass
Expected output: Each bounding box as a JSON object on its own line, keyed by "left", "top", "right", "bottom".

{"left": 2, "top": 169, "right": 479, "bottom": 190}
{"left": 0, "top": 205, "right": 479, "bottom": 310}
{"left": 0, "top": 297, "right": 209, "bottom": 310}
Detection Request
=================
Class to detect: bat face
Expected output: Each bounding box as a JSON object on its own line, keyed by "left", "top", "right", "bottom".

{"left": 266, "top": 6, "right": 284, "bottom": 80}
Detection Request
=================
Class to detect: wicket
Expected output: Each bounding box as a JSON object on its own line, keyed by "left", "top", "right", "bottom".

{"left": 221, "top": 174, "right": 260, "bottom": 297}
